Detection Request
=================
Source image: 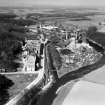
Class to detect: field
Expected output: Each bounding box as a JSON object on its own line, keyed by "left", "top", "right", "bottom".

{"left": 25, "top": 7, "right": 105, "bottom": 29}
{"left": 4, "top": 73, "right": 38, "bottom": 100}
{"left": 0, "top": 7, "right": 104, "bottom": 30}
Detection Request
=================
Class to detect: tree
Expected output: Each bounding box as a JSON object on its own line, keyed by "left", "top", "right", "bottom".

{"left": 0, "top": 74, "right": 14, "bottom": 90}
{"left": 87, "top": 26, "right": 97, "bottom": 36}
{"left": 0, "top": 28, "right": 25, "bottom": 72}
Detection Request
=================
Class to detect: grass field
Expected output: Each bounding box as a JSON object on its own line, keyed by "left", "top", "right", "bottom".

{"left": 4, "top": 73, "right": 38, "bottom": 100}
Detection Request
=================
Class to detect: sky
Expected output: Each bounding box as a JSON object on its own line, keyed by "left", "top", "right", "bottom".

{"left": 0, "top": 0, "right": 105, "bottom": 7}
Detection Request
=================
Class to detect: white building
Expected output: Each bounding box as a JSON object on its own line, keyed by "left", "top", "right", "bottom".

{"left": 23, "top": 55, "right": 35, "bottom": 72}
{"left": 42, "top": 25, "right": 58, "bottom": 30}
